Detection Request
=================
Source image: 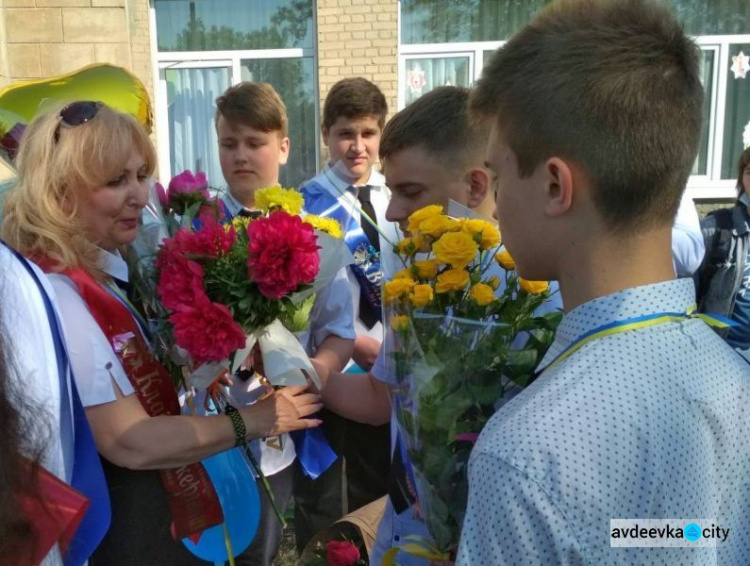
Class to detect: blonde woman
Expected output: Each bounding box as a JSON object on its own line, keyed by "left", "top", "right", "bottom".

{"left": 1, "top": 102, "right": 323, "bottom": 565}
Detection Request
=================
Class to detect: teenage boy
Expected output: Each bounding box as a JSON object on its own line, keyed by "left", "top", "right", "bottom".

{"left": 312, "top": 86, "right": 562, "bottom": 565}
{"left": 458, "top": 0, "right": 750, "bottom": 563}
{"left": 214, "top": 82, "right": 355, "bottom": 566}
{"left": 296, "top": 77, "right": 399, "bottom": 551}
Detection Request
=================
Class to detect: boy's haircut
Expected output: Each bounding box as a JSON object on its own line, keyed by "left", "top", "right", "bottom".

{"left": 736, "top": 147, "right": 750, "bottom": 196}
{"left": 380, "top": 86, "right": 489, "bottom": 173}
{"left": 470, "top": 0, "right": 704, "bottom": 232}
{"left": 322, "top": 77, "right": 388, "bottom": 132}
{"left": 215, "top": 82, "right": 288, "bottom": 137}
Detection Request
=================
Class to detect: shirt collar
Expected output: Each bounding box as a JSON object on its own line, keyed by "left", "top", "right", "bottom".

{"left": 538, "top": 278, "right": 697, "bottom": 368}
{"left": 322, "top": 163, "right": 385, "bottom": 195}
{"left": 98, "top": 248, "right": 129, "bottom": 282}
{"left": 222, "top": 191, "right": 250, "bottom": 218}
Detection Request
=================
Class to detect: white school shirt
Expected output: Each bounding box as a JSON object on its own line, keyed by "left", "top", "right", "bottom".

{"left": 47, "top": 249, "right": 135, "bottom": 407}
{"left": 672, "top": 191, "right": 705, "bottom": 277}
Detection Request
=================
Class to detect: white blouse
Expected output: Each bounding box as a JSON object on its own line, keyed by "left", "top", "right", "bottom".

{"left": 48, "top": 250, "right": 135, "bottom": 407}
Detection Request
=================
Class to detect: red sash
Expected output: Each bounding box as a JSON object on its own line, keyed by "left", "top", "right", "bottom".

{"left": 44, "top": 264, "right": 224, "bottom": 540}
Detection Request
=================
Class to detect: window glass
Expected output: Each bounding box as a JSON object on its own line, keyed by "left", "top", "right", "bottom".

{"left": 404, "top": 57, "right": 471, "bottom": 106}
{"left": 722, "top": 44, "right": 750, "bottom": 180}
{"left": 155, "top": 0, "right": 313, "bottom": 51}
{"left": 241, "top": 58, "right": 317, "bottom": 187}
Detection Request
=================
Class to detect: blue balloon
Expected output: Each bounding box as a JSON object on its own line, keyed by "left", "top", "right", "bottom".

{"left": 182, "top": 448, "right": 261, "bottom": 562}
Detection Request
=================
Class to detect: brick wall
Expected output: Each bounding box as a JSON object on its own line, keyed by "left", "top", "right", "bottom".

{"left": 316, "top": 0, "right": 398, "bottom": 123}
{"left": 0, "top": 0, "right": 153, "bottom": 102}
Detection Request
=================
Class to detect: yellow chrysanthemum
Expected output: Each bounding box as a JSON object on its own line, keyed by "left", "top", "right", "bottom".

{"left": 486, "top": 275, "right": 501, "bottom": 290}
{"left": 394, "top": 236, "right": 426, "bottom": 256}
{"left": 231, "top": 216, "right": 252, "bottom": 231}
{"left": 495, "top": 249, "right": 516, "bottom": 271}
{"left": 469, "top": 283, "right": 495, "bottom": 306}
{"left": 462, "top": 219, "right": 501, "bottom": 250}
{"left": 413, "top": 259, "right": 439, "bottom": 280}
{"left": 406, "top": 205, "right": 444, "bottom": 234}
{"left": 432, "top": 232, "right": 479, "bottom": 269}
{"left": 410, "top": 284, "right": 434, "bottom": 307}
{"left": 384, "top": 278, "right": 416, "bottom": 304}
{"left": 304, "top": 215, "right": 343, "bottom": 238}
{"left": 518, "top": 278, "right": 550, "bottom": 294}
{"left": 435, "top": 268, "right": 470, "bottom": 294}
{"left": 416, "top": 215, "right": 458, "bottom": 238}
{"left": 390, "top": 315, "right": 410, "bottom": 333}
{"left": 254, "top": 185, "right": 304, "bottom": 215}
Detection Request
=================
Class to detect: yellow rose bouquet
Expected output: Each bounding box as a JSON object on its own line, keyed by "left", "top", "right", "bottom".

{"left": 383, "top": 205, "right": 561, "bottom": 561}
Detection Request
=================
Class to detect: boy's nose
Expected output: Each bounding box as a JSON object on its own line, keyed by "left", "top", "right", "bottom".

{"left": 352, "top": 135, "right": 365, "bottom": 153}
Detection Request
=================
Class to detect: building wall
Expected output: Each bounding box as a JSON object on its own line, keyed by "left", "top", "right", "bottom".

{"left": 316, "top": 0, "right": 398, "bottom": 118}
{"left": 0, "top": 0, "right": 153, "bottom": 102}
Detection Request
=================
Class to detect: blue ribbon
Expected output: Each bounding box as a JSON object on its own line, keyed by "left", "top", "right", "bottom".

{"left": 289, "top": 428, "right": 339, "bottom": 480}
{"left": 3, "top": 243, "right": 111, "bottom": 566}
{"left": 301, "top": 180, "right": 383, "bottom": 320}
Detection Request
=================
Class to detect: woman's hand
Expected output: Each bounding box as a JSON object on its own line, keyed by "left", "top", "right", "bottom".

{"left": 240, "top": 385, "right": 322, "bottom": 438}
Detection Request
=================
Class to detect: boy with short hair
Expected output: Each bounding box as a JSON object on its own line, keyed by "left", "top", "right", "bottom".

{"left": 458, "top": 0, "right": 750, "bottom": 563}
{"left": 214, "top": 81, "right": 355, "bottom": 566}
{"left": 296, "top": 77, "right": 398, "bottom": 551}
{"left": 313, "top": 86, "right": 561, "bottom": 565}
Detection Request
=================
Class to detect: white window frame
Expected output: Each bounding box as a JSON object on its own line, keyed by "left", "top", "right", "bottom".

{"left": 149, "top": 2, "right": 319, "bottom": 185}
{"left": 398, "top": 29, "right": 750, "bottom": 200}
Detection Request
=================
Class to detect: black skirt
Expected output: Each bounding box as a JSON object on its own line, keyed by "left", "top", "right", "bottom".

{"left": 90, "top": 457, "right": 208, "bottom": 566}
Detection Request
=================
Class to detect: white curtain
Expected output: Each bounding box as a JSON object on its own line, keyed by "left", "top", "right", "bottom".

{"left": 167, "top": 67, "right": 230, "bottom": 186}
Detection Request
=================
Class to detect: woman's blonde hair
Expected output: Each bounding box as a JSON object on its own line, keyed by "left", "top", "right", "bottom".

{"left": 1, "top": 102, "right": 156, "bottom": 277}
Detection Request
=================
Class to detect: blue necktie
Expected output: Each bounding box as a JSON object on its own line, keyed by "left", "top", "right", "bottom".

{"left": 4, "top": 243, "right": 111, "bottom": 565}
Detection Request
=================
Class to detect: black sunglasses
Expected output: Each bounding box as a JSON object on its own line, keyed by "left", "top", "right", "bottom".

{"left": 54, "top": 101, "right": 103, "bottom": 142}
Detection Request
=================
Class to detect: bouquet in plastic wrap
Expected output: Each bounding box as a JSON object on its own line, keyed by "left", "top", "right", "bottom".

{"left": 383, "top": 205, "right": 561, "bottom": 561}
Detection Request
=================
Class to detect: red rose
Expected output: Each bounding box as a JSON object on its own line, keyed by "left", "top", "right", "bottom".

{"left": 156, "top": 251, "right": 207, "bottom": 311}
{"left": 170, "top": 298, "right": 246, "bottom": 365}
{"left": 325, "top": 541, "right": 360, "bottom": 566}
{"left": 247, "top": 211, "right": 320, "bottom": 299}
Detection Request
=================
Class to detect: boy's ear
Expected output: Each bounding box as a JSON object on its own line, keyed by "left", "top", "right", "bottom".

{"left": 466, "top": 167, "right": 490, "bottom": 209}
{"left": 321, "top": 126, "right": 329, "bottom": 147}
{"left": 278, "top": 136, "right": 290, "bottom": 166}
{"left": 543, "top": 157, "right": 574, "bottom": 218}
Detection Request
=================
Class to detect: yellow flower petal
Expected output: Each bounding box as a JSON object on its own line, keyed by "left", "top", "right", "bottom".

{"left": 384, "top": 278, "right": 416, "bottom": 304}
{"left": 406, "top": 205, "right": 444, "bottom": 234}
{"left": 254, "top": 185, "right": 304, "bottom": 215}
{"left": 494, "top": 249, "right": 516, "bottom": 270}
{"left": 432, "top": 232, "right": 479, "bottom": 269}
{"left": 413, "top": 259, "right": 439, "bottom": 280}
{"left": 410, "top": 284, "right": 434, "bottom": 307}
{"left": 469, "top": 282, "right": 495, "bottom": 306}
{"left": 518, "top": 278, "right": 549, "bottom": 294}
{"left": 462, "top": 219, "right": 501, "bottom": 250}
{"left": 435, "top": 268, "right": 470, "bottom": 293}
{"left": 390, "top": 314, "right": 410, "bottom": 333}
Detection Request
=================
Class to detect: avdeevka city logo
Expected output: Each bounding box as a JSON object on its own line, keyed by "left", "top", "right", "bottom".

{"left": 684, "top": 523, "right": 702, "bottom": 542}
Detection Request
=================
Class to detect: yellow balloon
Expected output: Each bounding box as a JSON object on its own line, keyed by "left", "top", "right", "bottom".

{"left": 0, "top": 63, "right": 152, "bottom": 134}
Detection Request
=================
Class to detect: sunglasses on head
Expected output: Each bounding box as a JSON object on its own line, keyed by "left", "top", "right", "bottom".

{"left": 54, "top": 101, "right": 103, "bottom": 142}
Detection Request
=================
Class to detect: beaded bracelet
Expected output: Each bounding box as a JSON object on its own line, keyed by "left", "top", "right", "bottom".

{"left": 225, "top": 404, "right": 246, "bottom": 447}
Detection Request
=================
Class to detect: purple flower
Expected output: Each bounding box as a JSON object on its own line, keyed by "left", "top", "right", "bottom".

{"left": 168, "top": 170, "right": 209, "bottom": 199}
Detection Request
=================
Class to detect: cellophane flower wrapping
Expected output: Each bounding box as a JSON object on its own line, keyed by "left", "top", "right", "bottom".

{"left": 385, "top": 205, "right": 561, "bottom": 554}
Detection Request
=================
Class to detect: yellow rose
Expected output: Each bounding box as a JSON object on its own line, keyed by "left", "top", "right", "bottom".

{"left": 410, "top": 284, "right": 434, "bottom": 307}
{"left": 394, "top": 235, "right": 426, "bottom": 256}
{"left": 413, "top": 259, "right": 439, "bottom": 280}
{"left": 384, "top": 278, "right": 416, "bottom": 304}
{"left": 303, "top": 215, "right": 343, "bottom": 238}
{"left": 518, "top": 278, "right": 550, "bottom": 294}
{"left": 393, "top": 268, "right": 414, "bottom": 280}
{"left": 433, "top": 232, "right": 479, "bottom": 269}
{"left": 486, "top": 275, "right": 501, "bottom": 290}
{"left": 494, "top": 249, "right": 516, "bottom": 270}
{"left": 390, "top": 314, "right": 410, "bottom": 333}
{"left": 254, "top": 185, "right": 304, "bottom": 215}
{"left": 435, "top": 268, "right": 470, "bottom": 294}
{"left": 406, "top": 205, "right": 444, "bottom": 234}
{"left": 462, "top": 219, "right": 501, "bottom": 250}
{"left": 415, "top": 215, "right": 458, "bottom": 238}
{"left": 469, "top": 283, "right": 495, "bottom": 306}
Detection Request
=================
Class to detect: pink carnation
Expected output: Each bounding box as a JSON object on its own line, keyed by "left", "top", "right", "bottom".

{"left": 247, "top": 211, "right": 320, "bottom": 299}
{"left": 170, "top": 300, "right": 246, "bottom": 365}
{"left": 155, "top": 251, "right": 207, "bottom": 311}
{"left": 168, "top": 170, "right": 209, "bottom": 198}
